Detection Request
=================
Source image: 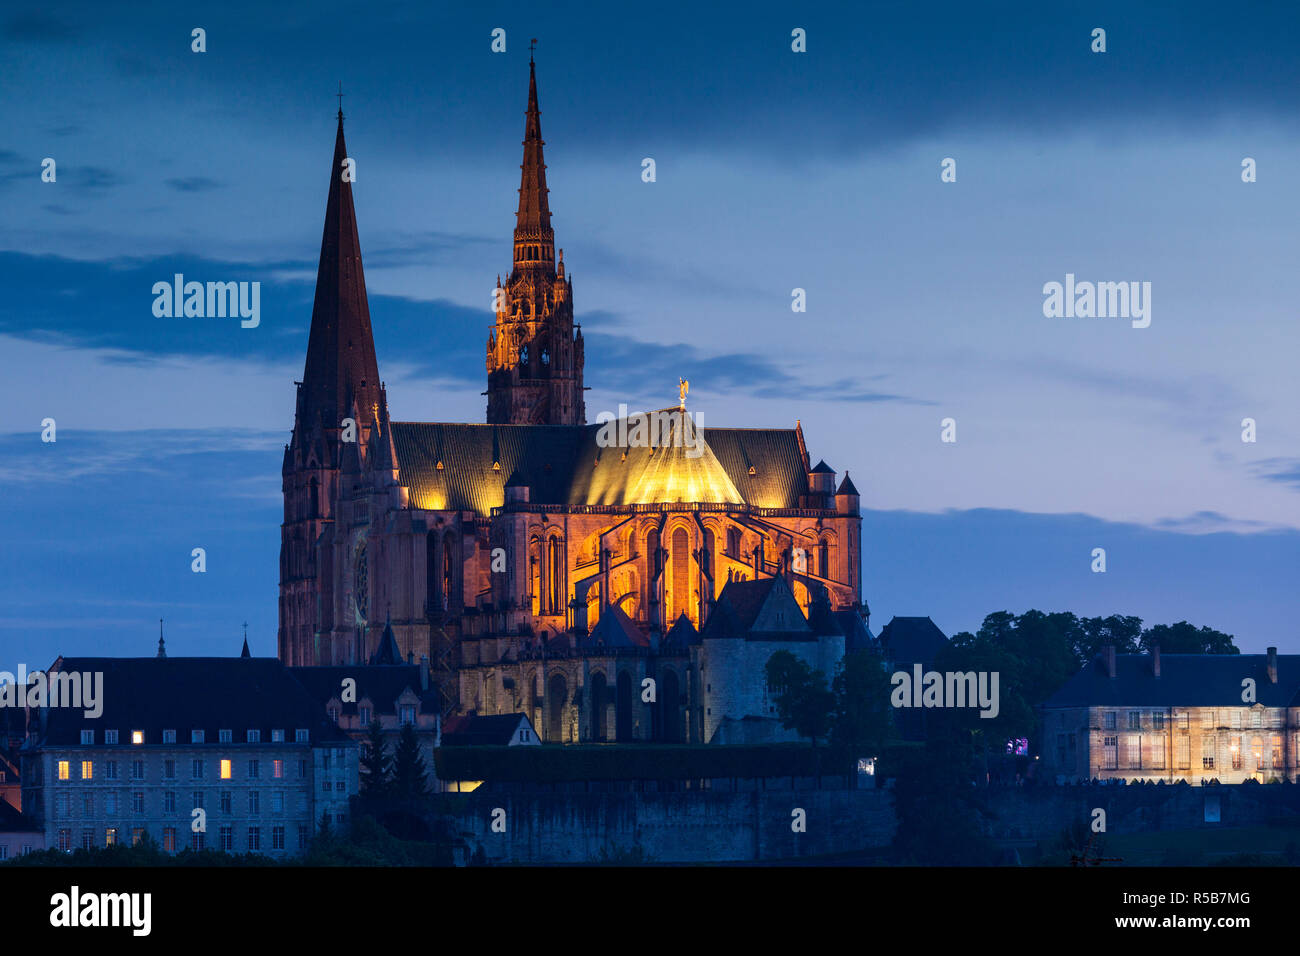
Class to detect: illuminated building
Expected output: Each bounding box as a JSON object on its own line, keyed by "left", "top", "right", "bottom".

{"left": 1041, "top": 646, "right": 1300, "bottom": 784}
{"left": 278, "top": 57, "right": 869, "bottom": 743}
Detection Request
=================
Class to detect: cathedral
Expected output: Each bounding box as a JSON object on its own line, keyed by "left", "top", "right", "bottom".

{"left": 278, "top": 57, "right": 869, "bottom": 745}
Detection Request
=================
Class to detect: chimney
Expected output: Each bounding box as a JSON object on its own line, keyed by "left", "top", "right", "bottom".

{"left": 1268, "top": 646, "right": 1278, "bottom": 685}
{"left": 1104, "top": 644, "right": 1116, "bottom": 679}
{"left": 1151, "top": 643, "right": 1161, "bottom": 678}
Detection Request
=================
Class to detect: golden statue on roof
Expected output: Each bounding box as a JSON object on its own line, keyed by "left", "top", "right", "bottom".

{"left": 678, "top": 377, "right": 689, "bottom": 409}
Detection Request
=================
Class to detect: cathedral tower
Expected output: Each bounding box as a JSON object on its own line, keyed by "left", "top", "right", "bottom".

{"left": 486, "top": 57, "right": 585, "bottom": 425}
{"left": 279, "top": 108, "right": 385, "bottom": 666}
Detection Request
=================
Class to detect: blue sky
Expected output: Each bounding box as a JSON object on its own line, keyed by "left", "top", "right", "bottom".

{"left": 1, "top": 0, "right": 1297, "bottom": 663}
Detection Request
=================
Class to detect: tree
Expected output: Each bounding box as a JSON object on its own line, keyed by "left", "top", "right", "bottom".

{"left": 765, "top": 651, "right": 835, "bottom": 746}
{"left": 829, "top": 650, "right": 893, "bottom": 768}
{"left": 392, "top": 722, "right": 430, "bottom": 798}
{"left": 1074, "top": 614, "right": 1143, "bottom": 666}
{"left": 1141, "top": 621, "right": 1238, "bottom": 655}
{"left": 361, "top": 719, "right": 392, "bottom": 799}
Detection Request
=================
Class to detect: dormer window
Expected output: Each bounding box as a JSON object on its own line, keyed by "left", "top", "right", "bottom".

{"left": 246, "top": 729, "right": 261, "bottom": 743}
{"left": 81, "top": 730, "right": 94, "bottom": 745}
{"left": 163, "top": 729, "right": 176, "bottom": 744}
{"left": 105, "top": 730, "right": 119, "bottom": 744}
{"left": 295, "top": 729, "right": 309, "bottom": 743}
{"left": 272, "top": 729, "right": 284, "bottom": 742}
{"left": 191, "top": 730, "right": 205, "bottom": 744}
{"left": 400, "top": 705, "right": 416, "bottom": 726}
{"left": 219, "top": 729, "right": 232, "bottom": 743}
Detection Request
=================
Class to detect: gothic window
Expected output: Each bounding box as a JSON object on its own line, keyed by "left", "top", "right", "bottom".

{"left": 541, "top": 348, "right": 550, "bottom": 366}
{"left": 443, "top": 536, "right": 455, "bottom": 611}
{"left": 520, "top": 345, "right": 528, "bottom": 365}
{"left": 353, "top": 546, "right": 368, "bottom": 620}
{"left": 308, "top": 478, "right": 319, "bottom": 518}
{"left": 548, "top": 537, "right": 562, "bottom": 614}
{"left": 727, "top": 527, "right": 741, "bottom": 558}
{"left": 670, "top": 527, "right": 690, "bottom": 625}
{"left": 818, "top": 539, "right": 829, "bottom": 578}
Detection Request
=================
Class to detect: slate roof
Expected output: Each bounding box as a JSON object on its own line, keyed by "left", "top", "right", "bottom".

{"left": 836, "top": 472, "right": 859, "bottom": 496}
{"left": 833, "top": 609, "right": 875, "bottom": 654}
{"left": 29, "top": 657, "right": 348, "bottom": 748}
{"left": 0, "top": 799, "right": 39, "bottom": 833}
{"left": 1043, "top": 653, "right": 1300, "bottom": 709}
{"left": 878, "top": 616, "right": 949, "bottom": 664}
{"left": 290, "top": 664, "right": 436, "bottom": 717}
{"left": 700, "top": 576, "right": 815, "bottom": 642}
{"left": 582, "top": 605, "right": 651, "bottom": 649}
{"left": 664, "top": 613, "right": 700, "bottom": 647}
{"left": 441, "top": 713, "right": 532, "bottom": 747}
{"left": 390, "top": 421, "right": 810, "bottom": 515}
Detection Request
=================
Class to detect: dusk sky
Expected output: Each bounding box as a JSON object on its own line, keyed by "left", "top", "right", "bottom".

{"left": 1, "top": 0, "right": 1297, "bottom": 664}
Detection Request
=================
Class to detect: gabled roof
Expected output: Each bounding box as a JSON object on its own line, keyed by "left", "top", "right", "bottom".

{"left": 290, "top": 664, "right": 435, "bottom": 716}
{"left": 701, "top": 576, "right": 814, "bottom": 642}
{"left": 1044, "top": 653, "right": 1300, "bottom": 709}
{"left": 878, "top": 616, "right": 949, "bottom": 664}
{"left": 441, "top": 713, "right": 534, "bottom": 747}
{"left": 664, "top": 613, "right": 700, "bottom": 647}
{"left": 30, "top": 657, "right": 349, "bottom": 748}
{"left": 582, "top": 604, "right": 651, "bottom": 649}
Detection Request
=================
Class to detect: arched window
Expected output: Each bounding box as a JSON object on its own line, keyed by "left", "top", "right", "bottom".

{"left": 590, "top": 672, "right": 607, "bottom": 742}
{"left": 547, "top": 674, "right": 567, "bottom": 742}
{"left": 520, "top": 345, "right": 528, "bottom": 365}
{"left": 701, "top": 530, "right": 713, "bottom": 578}
{"left": 548, "top": 537, "right": 562, "bottom": 615}
{"left": 727, "top": 527, "right": 741, "bottom": 558}
{"left": 442, "top": 536, "right": 454, "bottom": 611}
{"left": 818, "top": 539, "right": 830, "bottom": 579}
{"left": 670, "top": 527, "right": 690, "bottom": 625}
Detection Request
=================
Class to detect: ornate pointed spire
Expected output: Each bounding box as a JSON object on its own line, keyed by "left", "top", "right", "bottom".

{"left": 157, "top": 618, "right": 166, "bottom": 659}
{"left": 300, "top": 108, "right": 382, "bottom": 440}
{"left": 514, "top": 56, "right": 553, "bottom": 265}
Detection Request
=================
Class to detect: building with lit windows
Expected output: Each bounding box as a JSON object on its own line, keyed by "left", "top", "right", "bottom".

{"left": 276, "top": 56, "right": 868, "bottom": 745}
{"left": 1041, "top": 646, "right": 1300, "bottom": 784}
{"left": 19, "top": 646, "right": 357, "bottom": 856}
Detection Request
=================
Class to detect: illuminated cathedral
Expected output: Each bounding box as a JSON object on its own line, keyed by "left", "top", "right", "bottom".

{"left": 278, "top": 57, "right": 868, "bottom": 744}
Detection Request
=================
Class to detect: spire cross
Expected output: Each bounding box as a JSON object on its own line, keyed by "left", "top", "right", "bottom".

{"left": 529, "top": 38, "right": 536, "bottom": 62}
{"left": 337, "top": 81, "right": 344, "bottom": 117}
{"left": 242, "top": 621, "right": 248, "bottom": 641}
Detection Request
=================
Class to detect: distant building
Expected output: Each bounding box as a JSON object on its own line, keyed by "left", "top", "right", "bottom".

{"left": 290, "top": 619, "right": 441, "bottom": 775}
{"left": 0, "top": 800, "right": 43, "bottom": 860}
{"left": 877, "top": 616, "right": 951, "bottom": 741}
{"left": 439, "top": 713, "right": 540, "bottom": 747}
{"left": 1041, "top": 645, "right": 1300, "bottom": 784}
{"left": 20, "top": 651, "right": 357, "bottom": 856}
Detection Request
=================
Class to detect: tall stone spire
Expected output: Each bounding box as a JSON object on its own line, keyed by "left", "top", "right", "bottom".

{"left": 486, "top": 55, "right": 586, "bottom": 426}
{"left": 300, "top": 109, "right": 382, "bottom": 430}
{"left": 280, "top": 106, "right": 386, "bottom": 668}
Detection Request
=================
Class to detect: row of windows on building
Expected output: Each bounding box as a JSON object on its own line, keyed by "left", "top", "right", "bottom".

{"left": 0, "top": 845, "right": 36, "bottom": 860}
{"left": 53, "top": 822, "right": 341, "bottom": 853}
{"left": 57, "top": 757, "right": 300, "bottom": 782}
{"left": 1097, "top": 709, "right": 1283, "bottom": 732}
{"left": 49, "top": 787, "right": 348, "bottom": 818}
{"left": 78, "top": 728, "right": 310, "bottom": 745}
{"left": 327, "top": 705, "right": 417, "bottom": 726}
{"left": 1085, "top": 733, "right": 1293, "bottom": 771}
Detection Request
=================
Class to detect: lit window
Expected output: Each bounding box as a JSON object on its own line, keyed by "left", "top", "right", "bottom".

{"left": 132, "top": 828, "right": 145, "bottom": 846}
{"left": 132, "top": 731, "right": 144, "bottom": 745}
{"left": 163, "top": 828, "right": 176, "bottom": 852}
{"left": 105, "top": 828, "right": 118, "bottom": 846}
{"left": 272, "top": 759, "right": 283, "bottom": 779}
{"left": 80, "top": 760, "right": 93, "bottom": 780}
{"left": 220, "top": 759, "right": 232, "bottom": 780}
{"left": 58, "top": 761, "right": 70, "bottom": 781}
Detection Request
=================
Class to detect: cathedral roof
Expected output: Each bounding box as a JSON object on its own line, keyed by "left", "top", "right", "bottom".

{"left": 582, "top": 604, "right": 650, "bottom": 649}
{"left": 390, "top": 420, "right": 810, "bottom": 515}
{"left": 700, "top": 576, "right": 815, "bottom": 642}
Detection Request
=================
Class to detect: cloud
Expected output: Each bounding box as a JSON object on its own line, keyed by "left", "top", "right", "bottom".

{"left": 1251, "top": 458, "right": 1300, "bottom": 491}
{"left": 164, "top": 176, "right": 223, "bottom": 193}
{"left": 2, "top": 13, "right": 77, "bottom": 42}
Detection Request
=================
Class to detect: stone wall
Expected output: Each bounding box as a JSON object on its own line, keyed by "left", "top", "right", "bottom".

{"left": 431, "top": 785, "right": 895, "bottom": 863}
